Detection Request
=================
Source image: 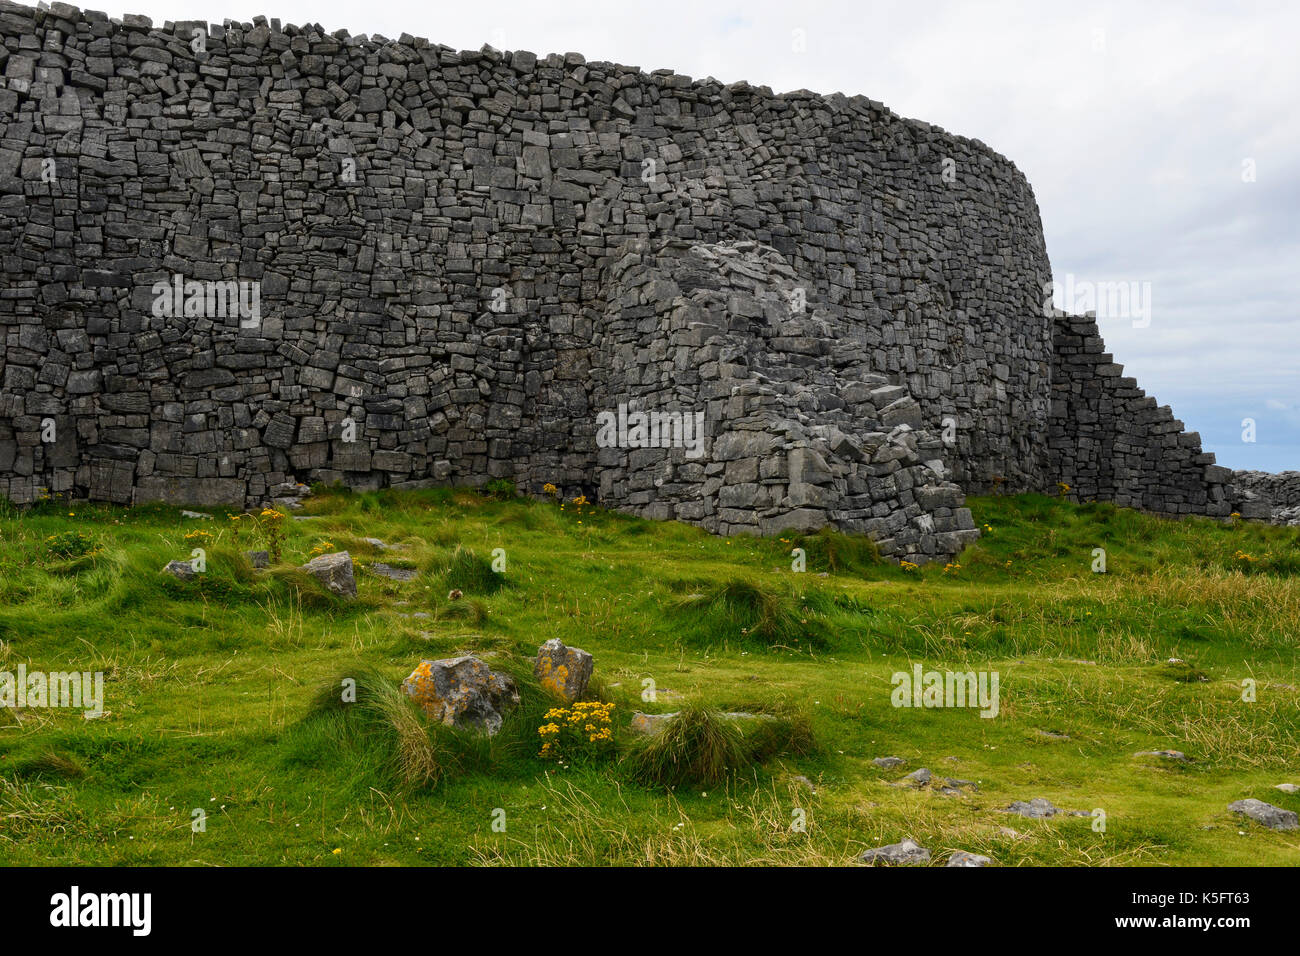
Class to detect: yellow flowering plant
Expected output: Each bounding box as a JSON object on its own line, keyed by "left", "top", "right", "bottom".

{"left": 228, "top": 507, "right": 286, "bottom": 562}
{"left": 44, "top": 529, "right": 100, "bottom": 560}
{"left": 537, "top": 701, "right": 615, "bottom": 761}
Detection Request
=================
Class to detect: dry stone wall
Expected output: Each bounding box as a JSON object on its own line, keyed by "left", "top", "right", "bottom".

{"left": 590, "top": 239, "right": 976, "bottom": 559}
{"left": 1229, "top": 471, "right": 1300, "bottom": 524}
{"left": 1047, "top": 310, "right": 1232, "bottom": 516}
{"left": 0, "top": 1, "right": 1259, "bottom": 560}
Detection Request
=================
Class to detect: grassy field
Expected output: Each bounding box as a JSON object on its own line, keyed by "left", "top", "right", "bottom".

{"left": 1, "top": 487, "right": 1298, "bottom": 866}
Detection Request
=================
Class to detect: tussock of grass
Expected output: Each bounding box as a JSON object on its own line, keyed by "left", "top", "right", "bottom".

{"left": 14, "top": 750, "right": 87, "bottom": 780}
{"left": 793, "top": 527, "right": 883, "bottom": 574}
{"left": 671, "top": 577, "right": 830, "bottom": 648}
{"left": 266, "top": 565, "right": 357, "bottom": 609}
{"left": 436, "top": 598, "right": 490, "bottom": 626}
{"left": 295, "top": 668, "right": 463, "bottom": 789}
{"left": 624, "top": 703, "right": 751, "bottom": 788}
{"left": 719, "top": 701, "right": 818, "bottom": 761}
{"left": 0, "top": 778, "right": 85, "bottom": 841}
{"left": 431, "top": 545, "right": 507, "bottom": 596}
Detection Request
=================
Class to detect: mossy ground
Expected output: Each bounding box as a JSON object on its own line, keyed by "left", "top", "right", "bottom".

{"left": 0, "top": 489, "right": 1297, "bottom": 866}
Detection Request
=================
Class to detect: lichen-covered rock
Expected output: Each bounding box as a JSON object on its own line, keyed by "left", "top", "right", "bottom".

{"left": 401, "top": 657, "right": 520, "bottom": 736}
{"left": 299, "top": 551, "right": 356, "bottom": 599}
{"left": 245, "top": 550, "right": 269, "bottom": 569}
{"left": 1228, "top": 798, "right": 1299, "bottom": 831}
{"left": 534, "top": 639, "right": 594, "bottom": 701}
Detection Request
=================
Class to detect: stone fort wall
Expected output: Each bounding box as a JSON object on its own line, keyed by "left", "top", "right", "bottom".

{"left": 0, "top": 2, "right": 1242, "bottom": 559}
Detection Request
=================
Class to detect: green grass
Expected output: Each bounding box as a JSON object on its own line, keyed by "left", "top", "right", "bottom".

{"left": 0, "top": 488, "right": 1298, "bottom": 866}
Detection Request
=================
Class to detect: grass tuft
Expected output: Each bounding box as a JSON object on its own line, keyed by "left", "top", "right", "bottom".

{"left": 623, "top": 703, "right": 752, "bottom": 788}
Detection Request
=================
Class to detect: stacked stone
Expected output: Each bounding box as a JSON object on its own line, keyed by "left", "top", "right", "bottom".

{"left": 1228, "top": 470, "right": 1300, "bottom": 524}
{"left": 0, "top": 1, "right": 1260, "bottom": 549}
{"left": 589, "top": 238, "right": 977, "bottom": 562}
{"left": 0, "top": 1, "right": 1055, "bottom": 517}
{"left": 1048, "top": 311, "right": 1231, "bottom": 515}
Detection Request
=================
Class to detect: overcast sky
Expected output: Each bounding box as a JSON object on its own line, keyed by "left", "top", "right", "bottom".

{"left": 97, "top": 0, "right": 1300, "bottom": 471}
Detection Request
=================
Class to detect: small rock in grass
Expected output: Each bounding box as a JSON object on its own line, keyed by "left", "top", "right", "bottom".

{"left": 873, "top": 756, "right": 905, "bottom": 769}
{"left": 1135, "top": 749, "right": 1188, "bottom": 761}
{"left": 1004, "top": 798, "right": 1060, "bottom": 819}
{"left": 1228, "top": 799, "right": 1299, "bottom": 831}
{"left": 1036, "top": 730, "right": 1070, "bottom": 740}
{"left": 299, "top": 551, "right": 357, "bottom": 598}
{"left": 369, "top": 562, "right": 417, "bottom": 582}
{"left": 629, "top": 712, "right": 676, "bottom": 736}
{"left": 362, "top": 537, "right": 391, "bottom": 550}
{"left": 902, "top": 768, "right": 931, "bottom": 787}
{"left": 534, "top": 638, "right": 594, "bottom": 701}
{"left": 162, "top": 560, "right": 195, "bottom": 581}
{"left": 947, "top": 850, "right": 991, "bottom": 867}
{"left": 1275, "top": 783, "right": 1299, "bottom": 794}
{"left": 180, "top": 510, "right": 211, "bottom": 520}
{"left": 245, "top": 550, "right": 269, "bottom": 569}
{"left": 791, "top": 775, "right": 816, "bottom": 793}
{"left": 859, "top": 839, "right": 930, "bottom": 865}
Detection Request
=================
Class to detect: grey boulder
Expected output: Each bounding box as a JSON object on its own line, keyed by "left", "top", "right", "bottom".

{"left": 300, "top": 551, "right": 357, "bottom": 598}
{"left": 1228, "top": 798, "right": 1298, "bottom": 831}
{"left": 859, "top": 839, "right": 930, "bottom": 865}
{"left": 401, "top": 656, "right": 520, "bottom": 736}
